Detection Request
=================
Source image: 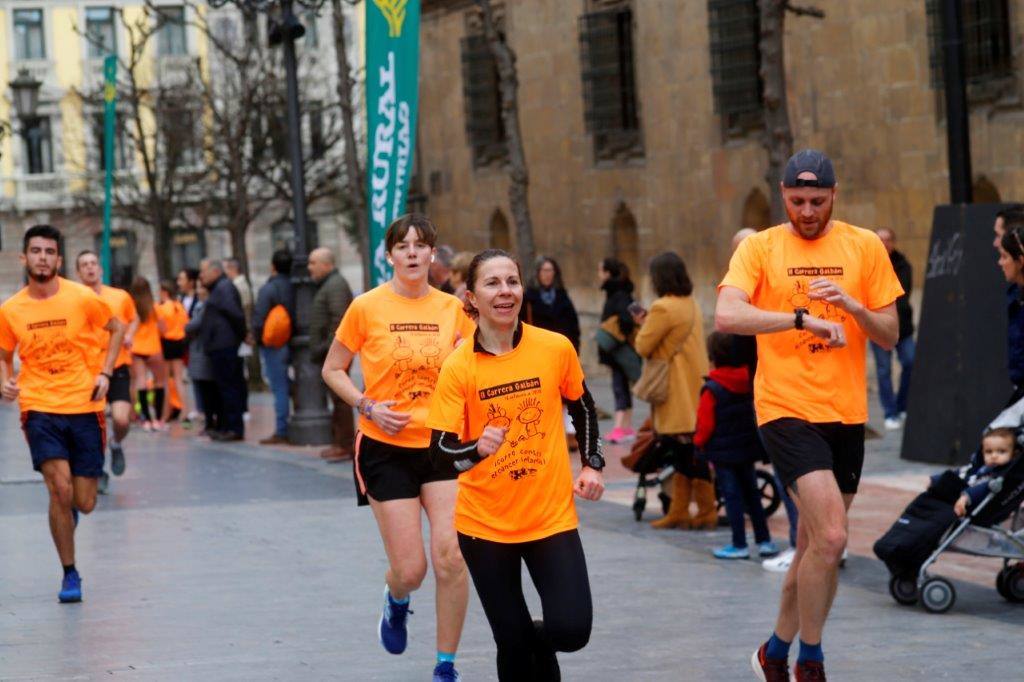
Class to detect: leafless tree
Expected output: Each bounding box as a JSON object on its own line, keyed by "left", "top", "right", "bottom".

{"left": 476, "top": 0, "right": 536, "bottom": 268}
{"left": 759, "top": 0, "right": 824, "bottom": 222}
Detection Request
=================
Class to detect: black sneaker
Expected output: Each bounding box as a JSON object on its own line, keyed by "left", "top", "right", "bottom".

{"left": 794, "top": 660, "right": 826, "bottom": 681}
{"left": 97, "top": 471, "right": 110, "bottom": 495}
{"left": 110, "top": 442, "right": 126, "bottom": 476}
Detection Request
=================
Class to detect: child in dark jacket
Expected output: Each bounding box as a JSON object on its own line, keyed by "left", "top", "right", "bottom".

{"left": 696, "top": 332, "right": 780, "bottom": 560}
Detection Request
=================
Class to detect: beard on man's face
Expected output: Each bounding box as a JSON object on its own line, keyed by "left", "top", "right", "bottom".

{"left": 26, "top": 263, "right": 57, "bottom": 284}
{"left": 785, "top": 200, "right": 834, "bottom": 240}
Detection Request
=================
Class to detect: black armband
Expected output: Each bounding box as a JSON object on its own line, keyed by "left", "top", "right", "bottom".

{"left": 429, "top": 429, "right": 484, "bottom": 475}
{"left": 565, "top": 381, "right": 604, "bottom": 470}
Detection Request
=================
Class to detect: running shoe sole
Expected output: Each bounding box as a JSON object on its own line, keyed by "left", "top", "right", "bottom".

{"left": 751, "top": 648, "right": 766, "bottom": 680}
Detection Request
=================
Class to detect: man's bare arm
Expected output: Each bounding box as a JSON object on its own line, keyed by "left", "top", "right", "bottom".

{"left": 101, "top": 318, "right": 125, "bottom": 375}
{"left": 0, "top": 347, "right": 18, "bottom": 402}
{"left": 716, "top": 286, "right": 846, "bottom": 347}
{"left": 808, "top": 278, "right": 898, "bottom": 350}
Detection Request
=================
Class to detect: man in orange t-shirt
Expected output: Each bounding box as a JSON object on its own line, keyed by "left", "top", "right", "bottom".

{"left": 76, "top": 250, "right": 138, "bottom": 489}
{"left": 717, "top": 151, "right": 903, "bottom": 682}
{"left": 0, "top": 225, "right": 125, "bottom": 604}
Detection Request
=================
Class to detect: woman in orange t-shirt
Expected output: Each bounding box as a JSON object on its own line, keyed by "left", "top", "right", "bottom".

{"left": 321, "top": 214, "right": 475, "bottom": 678}
{"left": 157, "top": 280, "right": 190, "bottom": 423}
{"left": 129, "top": 277, "right": 168, "bottom": 431}
{"left": 425, "top": 249, "right": 605, "bottom": 681}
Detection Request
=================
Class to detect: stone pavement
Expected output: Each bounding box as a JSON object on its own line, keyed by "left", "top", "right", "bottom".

{"left": 1, "top": 378, "right": 1021, "bottom": 680}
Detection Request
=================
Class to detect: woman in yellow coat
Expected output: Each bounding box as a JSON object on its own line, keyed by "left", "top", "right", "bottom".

{"left": 633, "top": 251, "right": 713, "bottom": 529}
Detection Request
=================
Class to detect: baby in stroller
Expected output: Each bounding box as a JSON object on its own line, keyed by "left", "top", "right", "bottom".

{"left": 945, "top": 428, "right": 1019, "bottom": 518}
{"left": 874, "top": 410, "right": 1024, "bottom": 613}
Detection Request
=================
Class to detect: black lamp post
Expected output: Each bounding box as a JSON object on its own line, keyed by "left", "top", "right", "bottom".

{"left": 10, "top": 68, "right": 42, "bottom": 120}
{"left": 207, "top": 0, "right": 332, "bottom": 444}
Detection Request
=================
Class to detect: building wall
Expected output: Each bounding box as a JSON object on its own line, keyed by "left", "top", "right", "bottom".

{"left": 418, "top": 0, "right": 1024, "bottom": 340}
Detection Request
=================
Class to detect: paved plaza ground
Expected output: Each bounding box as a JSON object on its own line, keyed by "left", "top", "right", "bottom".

{"left": 1, "top": 378, "right": 1021, "bottom": 680}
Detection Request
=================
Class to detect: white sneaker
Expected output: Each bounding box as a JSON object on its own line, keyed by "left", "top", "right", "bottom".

{"left": 762, "top": 547, "right": 796, "bottom": 573}
{"left": 884, "top": 417, "right": 902, "bottom": 431}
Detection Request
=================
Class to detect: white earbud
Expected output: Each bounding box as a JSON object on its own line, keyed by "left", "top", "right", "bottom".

{"left": 431, "top": 255, "right": 436, "bottom": 263}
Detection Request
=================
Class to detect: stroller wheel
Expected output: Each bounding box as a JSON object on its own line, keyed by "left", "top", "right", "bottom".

{"left": 888, "top": 574, "right": 918, "bottom": 606}
{"left": 632, "top": 497, "right": 646, "bottom": 522}
{"left": 920, "top": 577, "right": 956, "bottom": 614}
{"left": 658, "top": 491, "right": 672, "bottom": 516}
{"left": 756, "top": 469, "right": 782, "bottom": 517}
{"left": 997, "top": 564, "right": 1024, "bottom": 603}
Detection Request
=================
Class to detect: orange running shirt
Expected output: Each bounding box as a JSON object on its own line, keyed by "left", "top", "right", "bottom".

{"left": 132, "top": 311, "right": 162, "bottom": 356}
{"left": 335, "top": 284, "right": 476, "bottom": 448}
{"left": 0, "top": 278, "right": 113, "bottom": 414}
{"left": 426, "top": 324, "right": 585, "bottom": 543}
{"left": 719, "top": 221, "right": 904, "bottom": 425}
{"left": 93, "top": 285, "right": 136, "bottom": 370}
{"left": 157, "top": 300, "right": 188, "bottom": 341}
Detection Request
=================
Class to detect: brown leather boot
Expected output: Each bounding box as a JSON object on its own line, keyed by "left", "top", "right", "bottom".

{"left": 689, "top": 476, "right": 719, "bottom": 530}
{"left": 651, "top": 474, "right": 693, "bottom": 529}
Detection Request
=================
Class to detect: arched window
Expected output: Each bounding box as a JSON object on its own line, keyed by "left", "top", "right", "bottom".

{"left": 973, "top": 176, "right": 1001, "bottom": 203}
{"left": 741, "top": 187, "right": 771, "bottom": 229}
{"left": 490, "top": 209, "right": 511, "bottom": 252}
{"left": 612, "top": 202, "right": 639, "bottom": 279}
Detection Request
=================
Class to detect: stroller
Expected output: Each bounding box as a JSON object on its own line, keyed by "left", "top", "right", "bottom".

{"left": 874, "top": 409, "right": 1024, "bottom": 613}
{"left": 622, "top": 421, "right": 781, "bottom": 522}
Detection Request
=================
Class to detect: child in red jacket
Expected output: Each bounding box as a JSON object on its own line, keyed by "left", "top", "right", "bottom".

{"left": 696, "top": 332, "right": 779, "bottom": 560}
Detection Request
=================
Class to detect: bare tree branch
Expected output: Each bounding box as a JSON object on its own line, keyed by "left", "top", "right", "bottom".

{"left": 784, "top": 2, "right": 825, "bottom": 19}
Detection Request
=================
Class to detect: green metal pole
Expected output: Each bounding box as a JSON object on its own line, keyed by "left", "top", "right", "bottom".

{"left": 101, "top": 55, "right": 117, "bottom": 285}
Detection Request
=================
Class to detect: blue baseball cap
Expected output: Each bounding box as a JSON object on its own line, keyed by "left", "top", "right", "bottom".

{"left": 782, "top": 149, "right": 836, "bottom": 188}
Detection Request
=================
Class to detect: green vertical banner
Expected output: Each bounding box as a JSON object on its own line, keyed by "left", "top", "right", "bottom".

{"left": 101, "top": 54, "right": 117, "bottom": 285}
{"left": 366, "top": 0, "right": 420, "bottom": 286}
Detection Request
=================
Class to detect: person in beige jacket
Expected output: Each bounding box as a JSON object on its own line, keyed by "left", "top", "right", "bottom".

{"left": 632, "top": 252, "right": 714, "bottom": 529}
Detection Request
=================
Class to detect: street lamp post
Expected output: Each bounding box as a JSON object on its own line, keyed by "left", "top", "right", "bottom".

{"left": 7, "top": 68, "right": 43, "bottom": 164}
{"left": 208, "top": 0, "right": 332, "bottom": 444}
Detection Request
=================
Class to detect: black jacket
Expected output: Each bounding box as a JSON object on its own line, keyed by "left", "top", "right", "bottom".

{"left": 598, "top": 279, "right": 635, "bottom": 366}
{"left": 252, "top": 273, "right": 295, "bottom": 346}
{"left": 890, "top": 249, "right": 914, "bottom": 341}
{"left": 200, "top": 274, "right": 246, "bottom": 353}
{"left": 520, "top": 286, "right": 581, "bottom": 351}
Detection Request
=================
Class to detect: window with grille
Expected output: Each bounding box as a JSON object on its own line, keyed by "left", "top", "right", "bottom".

{"left": 86, "top": 7, "right": 117, "bottom": 58}
{"left": 926, "top": 0, "right": 1014, "bottom": 92}
{"left": 14, "top": 9, "right": 46, "bottom": 60}
{"left": 170, "top": 228, "right": 206, "bottom": 274}
{"left": 461, "top": 33, "right": 507, "bottom": 168}
{"left": 578, "top": 6, "right": 643, "bottom": 162}
{"left": 708, "top": 0, "right": 763, "bottom": 134}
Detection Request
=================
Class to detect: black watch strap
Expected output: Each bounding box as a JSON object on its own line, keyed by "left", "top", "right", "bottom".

{"left": 794, "top": 308, "right": 808, "bottom": 330}
{"left": 585, "top": 453, "right": 605, "bottom": 471}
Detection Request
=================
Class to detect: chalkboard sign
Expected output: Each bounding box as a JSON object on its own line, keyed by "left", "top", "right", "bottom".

{"left": 901, "top": 204, "right": 1013, "bottom": 464}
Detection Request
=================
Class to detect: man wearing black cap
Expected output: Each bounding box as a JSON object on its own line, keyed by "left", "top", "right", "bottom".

{"left": 716, "top": 150, "right": 904, "bottom": 681}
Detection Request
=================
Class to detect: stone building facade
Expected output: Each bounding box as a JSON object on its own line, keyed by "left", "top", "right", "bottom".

{"left": 417, "top": 0, "right": 1024, "bottom": 347}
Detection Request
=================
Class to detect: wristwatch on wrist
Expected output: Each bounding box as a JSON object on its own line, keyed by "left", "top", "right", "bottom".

{"left": 794, "top": 307, "right": 809, "bottom": 330}
{"left": 584, "top": 453, "right": 606, "bottom": 471}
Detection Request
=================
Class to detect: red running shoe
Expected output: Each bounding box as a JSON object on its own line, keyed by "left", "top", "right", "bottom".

{"left": 751, "top": 643, "right": 790, "bottom": 682}
{"left": 793, "top": 660, "right": 827, "bottom": 681}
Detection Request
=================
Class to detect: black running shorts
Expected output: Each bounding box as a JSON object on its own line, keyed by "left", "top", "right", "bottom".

{"left": 758, "top": 418, "right": 865, "bottom": 495}
{"left": 161, "top": 338, "right": 187, "bottom": 361}
{"left": 354, "top": 432, "right": 457, "bottom": 506}
{"left": 107, "top": 364, "right": 132, "bottom": 404}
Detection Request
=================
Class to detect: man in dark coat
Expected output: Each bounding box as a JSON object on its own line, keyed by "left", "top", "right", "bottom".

{"left": 872, "top": 228, "right": 916, "bottom": 430}
{"left": 252, "top": 249, "right": 296, "bottom": 445}
{"left": 308, "top": 247, "right": 355, "bottom": 461}
{"left": 198, "top": 258, "right": 247, "bottom": 441}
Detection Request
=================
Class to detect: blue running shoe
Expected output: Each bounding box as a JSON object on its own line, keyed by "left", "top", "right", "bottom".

{"left": 59, "top": 570, "right": 82, "bottom": 603}
{"left": 432, "top": 661, "right": 461, "bottom": 682}
{"left": 378, "top": 586, "right": 411, "bottom": 655}
{"left": 758, "top": 541, "right": 781, "bottom": 558}
{"left": 713, "top": 544, "right": 750, "bottom": 560}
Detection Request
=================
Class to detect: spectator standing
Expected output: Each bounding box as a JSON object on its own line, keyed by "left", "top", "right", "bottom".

{"left": 872, "top": 228, "right": 916, "bottom": 430}
{"left": 598, "top": 258, "right": 639, "bottom": 443}
{"left": 521, "top": 256, "right": 581, "bottom": 350}
{"left": 429, "top": 244, "right": 456, "bottom": 294}
{"left": 224, "top": 257, "right": 254, "bottom": 320}
{"left": 449, "top": 251, "right": 474, "bottom": 302}
{"left": 998, "top": 218, "right": 1024, "bottom": 404}
{"left": 185, "top": 283, "right": 218, "bottom": 434}
{"left": 992, "top": 204, "right": 1024, "bottom": 250}
{"left": 308, "top": 247, "right": 356, "bottom": 460}
{"left": 252, "top": 250, "right": 296, "bottom": 445}
{"left": 177, "top": 268, "right": 200, "bottom": 317}
{"left": 198, "top": 259, "right": 247, "bottom": 441}
{"left": 697, "top": 331, "right": 779, "bottom": 559}
{"left": 632, "top": 252, "right": 714, "bottom": 530}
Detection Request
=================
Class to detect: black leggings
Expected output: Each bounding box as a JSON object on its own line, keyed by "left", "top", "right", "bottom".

{"left": 138, "top": 387, "right": 165, "bottom": 422}
{"left": 458, "top": 529, "right": 592, "bottom": 681}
